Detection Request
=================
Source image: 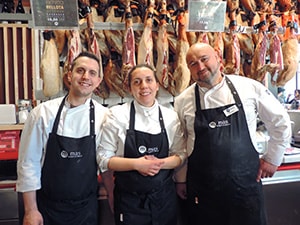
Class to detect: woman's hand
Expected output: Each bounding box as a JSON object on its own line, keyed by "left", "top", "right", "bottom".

{"left": 135, "top": 155, "right": 165, "bottom": 176}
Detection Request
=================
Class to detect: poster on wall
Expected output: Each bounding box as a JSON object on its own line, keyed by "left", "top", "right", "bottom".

{"left": 30, "top": 0, "right": 79, "bottom": 29}
{"left": 187, "top": 0, "right": 226, "bottom": 32}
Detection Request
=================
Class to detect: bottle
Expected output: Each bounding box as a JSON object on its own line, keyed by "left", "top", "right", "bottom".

{"left": 16, "top": 0, "right": 25, "bottom": 14}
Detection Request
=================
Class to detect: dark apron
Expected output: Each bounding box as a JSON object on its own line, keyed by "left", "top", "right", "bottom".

{"left": 37, "top": 96, "right": 98, "bottom": 225}
{"left": 187, "top": 77, "right": 267, "bottom": 225}
{"left": 114, "top": 102, "right": 177, "bottom": 225}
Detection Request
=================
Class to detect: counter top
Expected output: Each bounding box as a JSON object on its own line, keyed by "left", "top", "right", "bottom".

{"left": 282, "top": 153, "right": 300, "bottom": 164}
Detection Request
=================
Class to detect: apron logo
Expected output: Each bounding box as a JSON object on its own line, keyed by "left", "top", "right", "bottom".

{"left": 61, "top": 150, "right": 68, "bottom": 158}
{"left": 209, "top": 120, "right": 230, "bottom": 128}
{"left": 209, "top": 121, "right": 216, "bottom": 128}
{"left": 217, "top": 120, "right": 230, "bottom": 127}
{"left": 138, "top": 145, "right": 147, "bottom": 154}
{"left": 138, "top": 146, "right": 160, "bottom": 154}
{"left": 60, "top": 150, "right": 83, "bottom": 159}
{"left": 148, "top": 147, "right": 159, "bottom": 154}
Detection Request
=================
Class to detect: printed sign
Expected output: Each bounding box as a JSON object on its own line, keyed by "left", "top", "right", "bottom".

{"left": 30, "top": 0, "right": 79, "bottom": 29}
{"left": 188, "top": 0, "right": 226, "bottom": 32}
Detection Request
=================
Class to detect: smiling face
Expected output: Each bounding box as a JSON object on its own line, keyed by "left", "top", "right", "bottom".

{"left": 129, "top": 66, "right": 159, "bottom": 107}
{"left": 68, "top": 56, "right": 102, "bottom": 100}
{"left": 186, "top": 43, "right": 222, "bottom": 89}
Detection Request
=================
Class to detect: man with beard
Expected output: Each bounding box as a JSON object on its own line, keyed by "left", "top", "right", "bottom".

{"left": 174, "top": 43, "right": 291, "bottom": 225}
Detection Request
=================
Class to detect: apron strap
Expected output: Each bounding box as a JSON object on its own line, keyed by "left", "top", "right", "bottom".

{"left": 225, "top": 76, "right": 242, "bottom": 106}
{"left": 52, "top": 95, "right": 68, "bottom": 133}
{"left": 158, "top": 106, "right": 165, "bottom": 133}
{"left": 129, "top": 101, "right": 135, "bottom": 130}
{"left": 195, "top": 85, "right": 201, "bottom": 111}
{"left": 89, "top": 100, "right": 95, "bottom": 136}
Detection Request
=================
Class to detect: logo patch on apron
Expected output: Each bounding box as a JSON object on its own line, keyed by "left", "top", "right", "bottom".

{"left": 138, "top": 145, "right": 147, "bottom": 154}
{"left": 60, "top": 150, "right": 83, "bottom": 159}
{"left": 209, "top": 120, "right": 231, "bottom": 128}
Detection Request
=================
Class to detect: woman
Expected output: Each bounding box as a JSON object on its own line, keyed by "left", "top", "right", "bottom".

{"left": 98, "top": 64, "right": 186, "bottom": 225}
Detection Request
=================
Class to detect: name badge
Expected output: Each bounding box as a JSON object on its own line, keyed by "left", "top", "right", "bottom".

{"left": 223, "top": 105, "right": 239, "bottom": 117}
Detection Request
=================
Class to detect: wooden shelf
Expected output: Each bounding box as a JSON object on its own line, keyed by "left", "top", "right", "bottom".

{"left": 0, "top": 124, "right": 24, "bottom": 131}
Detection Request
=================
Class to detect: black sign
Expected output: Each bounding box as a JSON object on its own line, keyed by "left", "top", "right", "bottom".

{"left": 30, "top": 0, "right": 79, "bottom": 29}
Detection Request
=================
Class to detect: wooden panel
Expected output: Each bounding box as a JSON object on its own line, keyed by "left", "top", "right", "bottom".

{"left": 0, "top": 23, "right": 34, "bottom": 105}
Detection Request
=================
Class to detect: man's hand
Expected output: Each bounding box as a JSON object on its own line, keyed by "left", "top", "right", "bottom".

{"left": 23, "top": 209, "right": 43, "bottom": 225}
{"left": 256, "top": 158, "right": 278, "bottom": 182}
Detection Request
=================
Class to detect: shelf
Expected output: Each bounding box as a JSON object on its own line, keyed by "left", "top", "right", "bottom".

{"left": 0, "top": 13, "right": 32, "bottom": 22}
{"left": 0, "top": 124, "right": 24, "bottom": 131}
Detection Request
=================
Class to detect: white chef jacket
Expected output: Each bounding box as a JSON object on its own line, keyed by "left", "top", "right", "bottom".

{"left": 98, "top": 100, "right": 186, "bottom": 172}
{"left": 16, "top": 96, "right": 109, "bottom": 192}
{"left": 174, "top": 75, "right": 291, "bottom": 182}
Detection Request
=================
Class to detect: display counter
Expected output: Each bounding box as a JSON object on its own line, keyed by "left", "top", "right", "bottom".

{"left": 263, "top": 153, "right": 300, "bottom": 225}
{"left": 262, "top": 150, "right": 300, "bottom": 185}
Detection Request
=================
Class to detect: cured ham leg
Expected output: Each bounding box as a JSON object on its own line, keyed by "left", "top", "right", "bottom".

{"left": 63, "top": 30, "right": 82, "bottom": 90}
{"left": 84, "top": 4, "right": 109, "bottom": 99}
{"left": 156, "top": 0, "right": 170, "bottom": 89}
{"left": 213, "top": 32, "right": 224, "bottom": 71}
{"left": 223, "top": 10, "right": 240, "bottom": 75}
{"left": 277, "top": 11, "right": 299, "bottom": 86}
{"left": 53, "top": 30, "right": 67, "bottom": 56}
{"left": 250, "top": 13, "right": 274, "bottom": 83}
{"left": 277, "top": 37, "right": 298, "bottom": 86}
{"left": 268, "top": 18, "right": 284, "bottom": 85}
{"left": 172, "top": 0, "right": 190, "bottom": 96}
{"left": 40, "top": 31, "right": 61, "bottom": 97}
{"left": 104, "top": 55, "right": 126, "bottom": 98}
{"left": 137, "top": 0, "right": 155, "bottom": 67}
{"left": 104, "top": 1, "right": 125, "bottom": 55}
{"left": 91, "top": 3, "right": 111, "bottom": 58}
{"left": 223, "top": 32, "right": 240, "bottom": 74}
{"left": 240, "top": 0, "right": 256, "bottom": 12}
{"left": 121, "top": 0, "right": 136, "bottom": 92}
{"left": 236, "top": 11, "right": 254, "bottom": 56}
{"left": 197, "top": 32, "right": 210, "bottom": 44}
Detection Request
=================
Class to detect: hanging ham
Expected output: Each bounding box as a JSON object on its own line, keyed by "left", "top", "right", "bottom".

{"left": 276, "top": 11, "right": 299, "bottom": 86}
{"left": 172, "top": 0, "right": 190, "bottom": 96}
{"left": 63, "top": 30, "right": 82, "bottom": 90}
{"left": 83, "top": 2, "right": 109, "bottom": 99}
{"left": 137, "top": 0, "right": 155, "bottom": 67}
{"left": 40, "top": 31, "right": 61, "bottom": 97}
{"left": 104, "top": 1, "right": 125, "bottom": 55}
{"left": 156, "top": 0, "right": 170, "bottom": 89}
{"left": 121, "top": 0, "right": 136, "bottom": 93}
